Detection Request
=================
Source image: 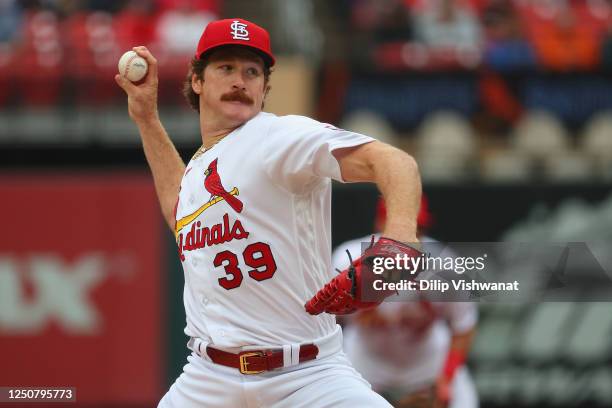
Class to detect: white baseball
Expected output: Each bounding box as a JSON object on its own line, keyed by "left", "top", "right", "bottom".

{"left": 118, "top": 50, "right": 148, "bottom": 82}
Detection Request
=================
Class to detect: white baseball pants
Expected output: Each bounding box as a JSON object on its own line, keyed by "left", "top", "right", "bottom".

{"left": 158, "top": 330, "right": 391, "bottom": 408}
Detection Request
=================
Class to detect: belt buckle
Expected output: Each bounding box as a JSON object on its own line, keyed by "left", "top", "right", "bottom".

{"left": 239, "top": 351, "right": 265, "bottom": 375}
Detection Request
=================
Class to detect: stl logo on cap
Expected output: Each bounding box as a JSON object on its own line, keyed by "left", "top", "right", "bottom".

{"left": 195, "top": 18, "right": 275, "bottom": 66}
{"left": 230, "top": 20, "right": 249, "bottom": 41}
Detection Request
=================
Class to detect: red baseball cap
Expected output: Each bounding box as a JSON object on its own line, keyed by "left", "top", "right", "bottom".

{"left": 195, "top": 18, "right": 275, "bottom": 67}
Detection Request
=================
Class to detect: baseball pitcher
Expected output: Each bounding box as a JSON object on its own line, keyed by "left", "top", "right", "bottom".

{"left": 116, "top": 18, "right": 422, "bottom": 407}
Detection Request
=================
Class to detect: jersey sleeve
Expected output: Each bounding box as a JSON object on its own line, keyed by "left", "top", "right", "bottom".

{"left": 261, "top": 115, "right": 375, "bottom": 193}
{"left": 439, "top": 302, "right": 478, "bottom": 334}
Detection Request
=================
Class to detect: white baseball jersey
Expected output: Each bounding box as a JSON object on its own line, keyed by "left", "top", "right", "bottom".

{"left": 334, "top": 236, "right": 478, "bottom": 399}
{"left": 174, "top": 112, "right": 374, "bottom": 349}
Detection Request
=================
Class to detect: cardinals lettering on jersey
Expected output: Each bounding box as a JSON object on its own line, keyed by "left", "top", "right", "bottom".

{"left": 177, "top": 213, "right": 250, "bottom": 261}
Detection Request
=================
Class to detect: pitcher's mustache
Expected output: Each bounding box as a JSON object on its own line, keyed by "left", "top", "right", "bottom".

{"left": 221, "top": 90, "right": 254, "bottom": 105}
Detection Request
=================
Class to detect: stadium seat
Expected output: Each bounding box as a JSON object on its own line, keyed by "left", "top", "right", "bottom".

{"left": 481, "top": 149, "right": 533, "bottom": 183}
{"left": 543, "top": 152, "right": 594, "bottom": 182}
{"left": 417, "top": 110, "right": 477, "bottom": 159}
{"left": 416, "top": 111, "right": 477, "bottom": 181}
{"left": 340, "top": 110, "right": 399, "bottom": 146}
{"left": 580, "top": 110, "right": 612, "bottom": 178}
{"left": 511, "top": 110, "right": 570, "bottom": 159}
{"left": 418, "top": 151, "right": 472, "bottom": 182}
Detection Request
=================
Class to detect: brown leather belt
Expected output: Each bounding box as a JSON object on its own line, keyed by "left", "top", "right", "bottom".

{"left": 206, "top": 344, "right": 319, "bottom": 374}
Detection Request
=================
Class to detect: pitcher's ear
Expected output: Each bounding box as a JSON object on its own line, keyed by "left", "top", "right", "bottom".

{"left": 192, "top": 73, "right": 202, "bottom": 94}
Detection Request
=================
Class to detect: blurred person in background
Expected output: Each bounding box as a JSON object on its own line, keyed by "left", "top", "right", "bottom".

{"left": 482, "top": 0, "right": 537, "bottom": 71}
{"left": 351, "top": 0, "right": 413, "bottom": 44}
{"left": 156, "top": 0, "right": 218, "bottom": 55}
{"left": 114, "top": 0, "right": 159, "bottom": 48}
{"left": 348, "top": 0, "right": 413, "bottom": 68}
{"left": 333, "top": 197, "right": 478, "bottom": 408}
{"left": 479, "top": 0, "right": 533, "bottom": 127}
{"left": 412, "top": 0, "right": 482, "bottom": 57}
{"left": 267, "top": 0, "right": 322, "bottom": 63}
{"left": 522, "top": 0, "right": 603, "bottom": 71}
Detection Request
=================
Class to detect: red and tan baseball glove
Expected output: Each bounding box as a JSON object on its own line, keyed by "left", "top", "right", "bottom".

{"left": 304, "top": 236, "right": 423, "bottom": 315}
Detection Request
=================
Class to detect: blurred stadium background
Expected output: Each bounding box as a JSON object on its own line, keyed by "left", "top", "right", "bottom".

{"left": 1, "top": 0, "right": 612, "bottom": 407}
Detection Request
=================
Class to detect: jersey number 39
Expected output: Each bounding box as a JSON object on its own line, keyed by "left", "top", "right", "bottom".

{"left": 213, "top": 242, "right": 277, "bottom": 290}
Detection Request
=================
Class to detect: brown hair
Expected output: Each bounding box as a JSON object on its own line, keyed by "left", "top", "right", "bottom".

{"left": 182, "top": 50, "right": 272, "bottom": 112}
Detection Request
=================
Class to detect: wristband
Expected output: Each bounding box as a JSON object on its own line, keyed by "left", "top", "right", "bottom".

{"left": 442, "top": 349, "right": 466, "bottom": 381}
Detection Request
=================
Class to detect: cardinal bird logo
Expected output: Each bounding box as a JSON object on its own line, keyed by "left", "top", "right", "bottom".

{"left": 204, "top": 158, "right": 243, "bottom": 213}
